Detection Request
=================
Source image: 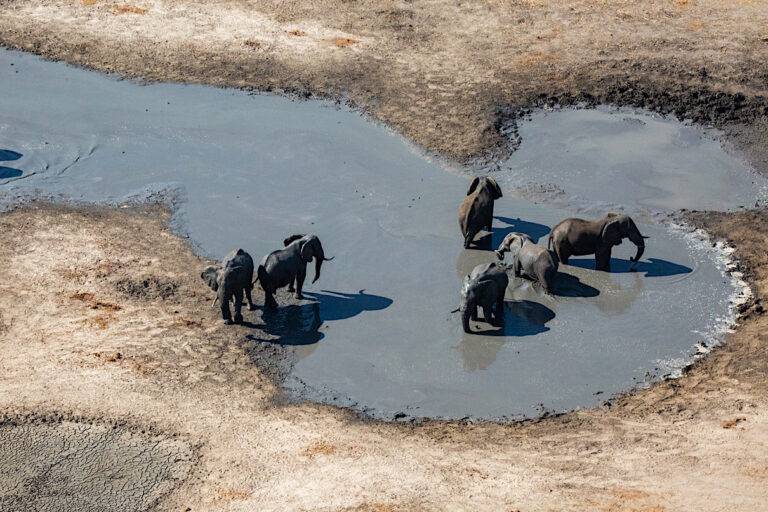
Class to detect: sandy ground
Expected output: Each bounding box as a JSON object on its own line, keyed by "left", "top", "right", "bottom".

{"left": 0, "top": 204, "right": 766, "bottom": 511}
{"left": 1, "top": 0, "right": 768, "bottom": 509}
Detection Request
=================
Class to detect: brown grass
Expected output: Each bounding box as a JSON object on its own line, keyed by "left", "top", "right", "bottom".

{"left": 168, "top": 317, "right": 202, "bottom": 328}
{"left": 211, "top": 488, "right": 250, "bottom": 502}
{"left": 69, "top": 291, "right": 122, "bottom": 311}
{"left": 110, "top": 4, "right": 147, "bottom": 15}
{"left": 328, "top": 37, "right": 359, "bottom": 48}
{"left": 722, "top": 417, "right": 746, "bottom": 429}
{"left": 93, "top": 351, "right": 122, "bottom": 362}
{"left": 81, "top": 0, "right": 100, "bottom": 5}
{"left": 243, "top": 39, "right": 261, "bottom": 49}
{"left": 287, "top": 29, "right": 306, "bottom": 36}
{"left": 300, "top": 441, "right": 337, "bottom": 458}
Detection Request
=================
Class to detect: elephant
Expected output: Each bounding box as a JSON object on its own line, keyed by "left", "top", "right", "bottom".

{"left": 256, "top": 234, "right": 334, "bottom": 310}
{"left": 458, "top": 176, "right": 503, "bottom": 249}
{"left": 547, "top": 213, "right": 647, "bottom": 271}
{"left": 496, "top": 232, "right": 559, "bottom": 292}
{"left": 201, "top": 248, "right": 256, "bottom": 324}
{"left": 453, "top": 261, "right": 509, "bottom": 333}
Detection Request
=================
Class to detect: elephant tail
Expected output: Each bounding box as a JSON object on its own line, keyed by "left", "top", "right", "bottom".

{"left": 547, "top": 232, "right": 552, "bottom": 250}
{"left": 255, "top": 265, "right": 268, "bottom": 287}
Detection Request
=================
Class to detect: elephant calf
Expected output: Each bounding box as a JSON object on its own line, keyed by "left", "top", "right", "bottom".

{"left": 548, "top": 212, "right": 647, "bottom": 271}
{"left": 201, "top": 248, "right": 256, "bottom": 324}
{"left": 496, "top": 232, "right": 559, "bottom": 293}
{"left": 458, "top": 176, "right": 503, "bottom": 249}
{"left": 257, "top": 234, "right": 333, "bottom": 310}
{"left": 456, "top": 261, "right": 509, "bottom": 333}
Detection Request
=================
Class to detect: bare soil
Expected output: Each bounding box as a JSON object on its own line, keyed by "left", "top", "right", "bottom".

{"left": 1, "top": 0, "right": 768, "bottom": 509}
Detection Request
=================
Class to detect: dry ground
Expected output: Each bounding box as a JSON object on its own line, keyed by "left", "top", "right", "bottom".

{"left": 0, "top": 204, "right": 766, "bottom": 511}
{"left": 2, "top": 0, "right": 768, "bottom": 510}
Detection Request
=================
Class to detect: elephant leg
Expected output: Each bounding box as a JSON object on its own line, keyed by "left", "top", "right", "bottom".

{"left": 233, "top": 291, "right": 244, "bottom": 324}
{"left": 294, "top": 269, "right": 306, "bottom": 300}
{"left": 556, "top": 243, "right": 570, "bottom": 265}
{"left": 287, "top": 279, "right": 295, "bottom": 293}
{"left": 495, "top": 294, "right": 505, "bottom": 322}
{"left": 264, "top": 287, "right": 278, "bottom": 310}
{"left": 514, "top": 259, "right": 522, "bottom": 277}
{"left": 245, "top": 284, "right": 256, "bottom": 311}
{"left": 471, "top": 306, "right": 479, "bottom": 321}
{"left": 483, "top": 305, "right": 493, "bottom": 324}
{"left": 219, "top": 293, "right": 233, "bottom": 324}
{"left": 464, "top": 227, "right": 480, "bottom": 249}
{"left": 595, "top": 246, "right": 612, "bottom": 272}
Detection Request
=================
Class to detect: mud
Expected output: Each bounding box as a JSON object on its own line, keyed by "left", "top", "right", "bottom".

{"left": 0, "top": 416, "right": 193, "bottom": 512}
{"left": 0, "top": 50, "right": 754, "bottom": 420}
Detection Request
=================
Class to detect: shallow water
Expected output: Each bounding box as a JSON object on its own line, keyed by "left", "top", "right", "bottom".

{"left": 0, "top": 49, "right": 748, "bottom": 419}
{"left": 500, "top": 107, "right": 768, "bottom": 214}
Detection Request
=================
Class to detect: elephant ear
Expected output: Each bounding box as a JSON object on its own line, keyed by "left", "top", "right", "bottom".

{"left": 300, "top": 236, "right": 318, "bottom": 262}
{"left": 466, "top": 177, "right": 480, "bottom": 196}
{"left": 284, "top": 234, "right": 306, "bottom": 247}
{"left": 487, "top": 177, "right": 503, "bottom": 199}
{"left": 601, "top": 218, "right": 623, "bottom": 246}
{"left": 201, "top": 265, "right": 221, "bottom": 291}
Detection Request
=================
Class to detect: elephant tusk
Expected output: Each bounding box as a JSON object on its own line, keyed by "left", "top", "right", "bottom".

{"left": 211, "top": 295, "right": 219, "bottom": 308}
{"left": 642, "top": 235, "right": 650, "bottom": 239}
{"left": 323, "top": 256, "right": 335, "bottom": 261}
{"left": 450, "top": 307, "right": 460, "bottom": 314}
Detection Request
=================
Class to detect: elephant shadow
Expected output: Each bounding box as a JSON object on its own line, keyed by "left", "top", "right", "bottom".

{"left": 492, "top": 216, "right": 551, "bottom": 247}
{"left": 476, "top": 299, "right": 555, "bottom": 337}
{"left": 250, "top": 289, "right": 393, "bottom": 346}
{"left": 568, "top": 257, "right": 692, "bottom": 277}
{"left": 0, "top": 149, "right": 23, "bottom": 180}
{"left": 470, "top": 216, "right": 551, "bottom": 251}
{"left": 551, "top": 272, "right": 600, "bottom": 298}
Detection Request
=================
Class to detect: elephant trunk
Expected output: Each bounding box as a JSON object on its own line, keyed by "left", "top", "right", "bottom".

{"left": 627, "top": 220, "right": 646, "bottom": 263}
{"left": 460, "top": 300, "right": 473, "bottom": 333}
{"left": 312, "top": 246, "right": 326, "bottom": 283}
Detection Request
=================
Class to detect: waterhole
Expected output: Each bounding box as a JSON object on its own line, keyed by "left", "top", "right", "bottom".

{"left": 0, "top": 49, "right": 758, "bottom": 419}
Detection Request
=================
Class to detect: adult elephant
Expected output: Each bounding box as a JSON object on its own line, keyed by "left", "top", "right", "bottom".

{"left": 257, "top": 234, "right": 334, "bottom": 310}
{"left": 547, "top": 213, "right": 647, "bottom": 271}
{"left": 496, "top": 232, "right": 559, "bottom": 292}
{"left": 201, "top": 248, "right": 256, "bottom": 324}
{"left": 454, "top": 261, "right": 509, "bottom": 333}
{"left": 458, "top": 176, "right": 503, "bottom": 249}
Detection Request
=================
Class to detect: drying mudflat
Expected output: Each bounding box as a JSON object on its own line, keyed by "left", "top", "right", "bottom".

{"left": 1, "top": 0, "right": 768, "bottom": 510}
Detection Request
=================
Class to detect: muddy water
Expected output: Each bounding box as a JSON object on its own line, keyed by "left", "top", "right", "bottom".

{"left": 0, "top": 49, "right": 748, "bottom": 420}
{"left": 500, "top": 107, "right": 768, "bottom": 214}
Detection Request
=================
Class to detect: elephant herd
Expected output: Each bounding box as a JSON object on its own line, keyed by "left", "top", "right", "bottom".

{"left": 456, "top": 176, "right": 647, "bottom": 333}
{"left": 201, "top": 234, "right": 332, "bottom": 324}
{"left": 201, "top": 175, "right": 647, "bottom": 334}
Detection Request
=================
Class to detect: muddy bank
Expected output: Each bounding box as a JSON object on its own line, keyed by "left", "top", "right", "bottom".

{"left": 0, "top": 0, "right": 767, "bottom": 170}
{"left": 0, "top": 413, "right": 194, "bottom": 512}
{"left": 0, "top": 50, "right": 757, "bottom": 420}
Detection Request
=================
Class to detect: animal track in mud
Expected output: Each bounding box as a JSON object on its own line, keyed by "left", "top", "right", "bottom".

{"left": 0, "top": 417, "right": 193, "bottom": 512}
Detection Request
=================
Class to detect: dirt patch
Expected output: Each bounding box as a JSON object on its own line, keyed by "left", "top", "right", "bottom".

{"left": 722, "top": 416, "right": 747, "bottom": 429}
{"left": 110, "top": 4, "right": 146, "bottom": 15}
{"left": 300, "top": 440, "right": 337, "bottom": 458}
{"left": 329, "top": 37, "right": 358, "bottom": 48}
{"left": 114, "top": 275, "right": 178, "bottom": 301}
{"left": 0, "top": 414, "right": 193, "bottom": 512}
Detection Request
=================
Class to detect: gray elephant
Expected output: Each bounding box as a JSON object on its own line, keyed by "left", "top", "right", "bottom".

{"left": 496, "top": 232, "right": 559, "bottom": 292}
{"left": 256, "top": 234, "right": 334, "bottom": 310}
{"left": 458, "top": 176, "right": 503, "bottom": 249}
{"left": 454, "top": 261, "right": 509, "bottom": 333}
{"left": 201, "top": 248, "right": 256, "bottom": 324}
{"left": 547, "top": 213, "right": 647, "bottom": 271}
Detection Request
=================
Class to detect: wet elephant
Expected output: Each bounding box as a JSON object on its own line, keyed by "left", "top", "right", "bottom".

{"left": 257, "top": 234, "right": 334, "bottom": 310}
{"left": 201, "top": 248, "right": 256, "bottom": 324}
{"left": 458, "top": 176, "right": 503, "bottom": 249}
{"left": 456, "top": 261, "right": 509, "bottom": 333}
{"left": 496, "top": 232, "right": 559, "bottom": 292}
{"left": 547, "top": 213, "right": 647, "bottom": 271}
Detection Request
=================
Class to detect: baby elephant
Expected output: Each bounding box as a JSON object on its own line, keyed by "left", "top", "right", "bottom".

{"left": 496, "top": 232, "right": 559, "bottom": 293}
{"left": 201, "top": 248, "right": 256, "bottom": 324}
{"left": 455, "top": 261, "right": 509, "bottom": 333}
{"left": 458, "top": 176, "right": 503, "bottom": 249}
